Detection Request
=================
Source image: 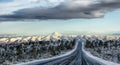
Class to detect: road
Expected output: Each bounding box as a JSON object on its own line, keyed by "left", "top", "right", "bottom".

{"left": 22, "top": 41, "right": 106, "bottom": 65}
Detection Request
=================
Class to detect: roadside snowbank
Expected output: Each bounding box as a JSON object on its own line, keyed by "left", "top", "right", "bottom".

{"left": 82, "top": 42, "right": 120, "bottom": 65}
{"left": 15, "top": 40, "right": 79, "bottom": 65}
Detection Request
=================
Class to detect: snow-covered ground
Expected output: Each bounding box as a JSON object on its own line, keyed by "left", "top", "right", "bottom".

{"left": 0, "top": 32, "right": 76, "bottom": 65}
{"left": 1, "top": 33, "right": 120, "bottom": 65}
{"left": 84, "top": 36, "right": 120, "bottom": 64}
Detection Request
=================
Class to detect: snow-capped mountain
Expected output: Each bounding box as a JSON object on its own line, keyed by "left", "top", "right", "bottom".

{"left": 0, "top": 33, "right": 120, "bottom": 44}
{"left": 51, "top": 32, "right": 62, "bottom": 38}
{"left": 42, "top": 32, "right": 62, "bottom": 41}
{"left": 0, "top": 32, "right": 64, "bottom": 44}
{"left": 0, "top": 38, "right": 9, "bottom": 43}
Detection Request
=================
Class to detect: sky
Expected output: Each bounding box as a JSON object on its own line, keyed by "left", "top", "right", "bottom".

{"left": 0, "top": 0, "right": 120, "bottom": 35}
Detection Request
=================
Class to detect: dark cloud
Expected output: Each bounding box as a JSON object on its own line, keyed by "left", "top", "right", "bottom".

{"left": 0, "top": 0, "right": 120, "bottom": 21}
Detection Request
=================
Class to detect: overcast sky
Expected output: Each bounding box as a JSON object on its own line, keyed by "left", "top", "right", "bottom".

{"left": 0, "top": 0, "right": 120, "bottom": 20}
{"left": 0, "top": 0, "right": 120, "bottom": 35}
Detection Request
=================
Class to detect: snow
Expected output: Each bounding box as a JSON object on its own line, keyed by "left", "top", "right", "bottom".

{"left": 15, "top": 39, "right": 78, "bottom": 65}
{"left": 1, "top": 34, "right": 120, "bottom": 65}
{"left": 0, "top": 38, "right": 9, "bottom": 43}
{"left": 51, "top": 32, "right": 62, "bottom": 37}
{"left": 82, "top": 42, "right": 120, "bottom": 65}
{"left": 0, "top": 32, "right": 76, "bottom": 65}
{"left": 0, "top": 37, "right": 23, "bottom": 44}
{"left": 37, "top": 36, "right": 42, "bottom": 41}
{"left": 41, "top": 32, "right": 62, "bottom": 41}
{"left": 42, "top": 35, "right": 51, "bottom": 41}
{"left": 0, "top": 32, "right": 64, "bottom": 44}
{"left": 31, "top": 36, "right": 38, "bottom": 42}
{"left": 9, "top": 37, "right": 22, "bottom": 43}
{"left": 22, "top": 37, "right": 31, "bottom": 42}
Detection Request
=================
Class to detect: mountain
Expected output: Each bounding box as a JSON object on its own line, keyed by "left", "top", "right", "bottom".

{"left": 0, "top": 32, "right": 70, "bottom": 43}
{"left": 51, "top": 32, "right": 62, "bottom": 39}
{"left": 42, "top": 32, "right": 62, "bottom": 41}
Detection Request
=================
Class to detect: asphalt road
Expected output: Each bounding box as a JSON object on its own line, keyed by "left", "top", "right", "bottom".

{"left": 23, "top": 41, "right": 104, "bottom": 65}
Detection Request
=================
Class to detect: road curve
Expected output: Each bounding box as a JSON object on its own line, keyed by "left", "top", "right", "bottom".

{"left": 21, "top": 41, "right": 105, "bottom": 65}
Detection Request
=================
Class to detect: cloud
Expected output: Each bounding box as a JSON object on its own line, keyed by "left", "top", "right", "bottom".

{"left": 0, "top": 0, "right": 120, "bottom": 21}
